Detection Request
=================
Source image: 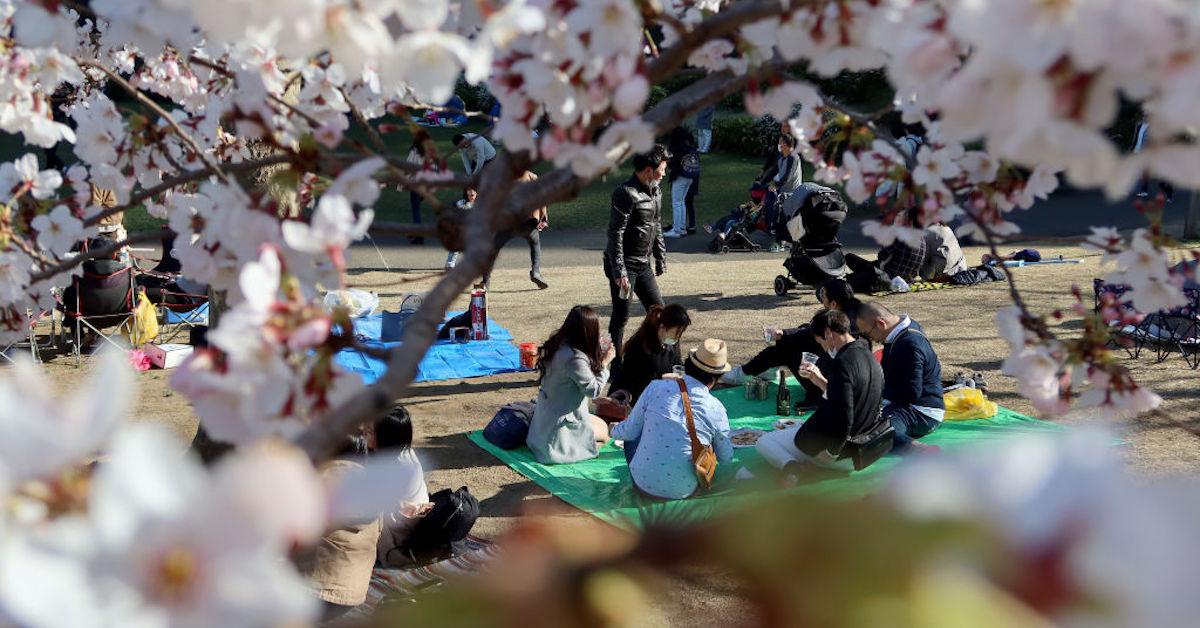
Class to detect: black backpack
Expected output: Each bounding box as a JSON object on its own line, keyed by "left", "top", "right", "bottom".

{"left": 393, "top": 486, "right": 480, "bottom": 564}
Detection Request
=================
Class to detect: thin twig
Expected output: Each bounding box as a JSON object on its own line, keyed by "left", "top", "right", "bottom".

{"left": 77, "top": 59, "right": 232, "bottom": 185}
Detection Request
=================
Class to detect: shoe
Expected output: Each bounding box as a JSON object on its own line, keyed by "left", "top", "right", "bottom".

{"left": 663, "top": 230, "right": 684, "bottom": 238}
{"left": 720, "top": 366, "right": 747, "bottom": 385}
{"left": 409, "top": 237, "right": 424, "bottom": 245}
{"left": 530, "top": 271, "right": 549, "bottom": 289}
{"left": 768, "top": 243, "right": 783, "bottom": 253}
{"left": 972, "top": 371, "right": 989, "bottom": 393}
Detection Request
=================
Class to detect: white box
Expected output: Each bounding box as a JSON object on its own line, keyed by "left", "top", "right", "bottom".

{"left": 145, "top": 343, "right": 194, "bottom": 369}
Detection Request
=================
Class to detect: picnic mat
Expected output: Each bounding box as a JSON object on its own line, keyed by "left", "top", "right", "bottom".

{"left": 346, "top": 536, "right": 499, "bottom": 618}
{"left": 469, "top": 380, "right": 1067, "bottom": 530}
{"left": 334, "top": 312, "right": 527, "bottom": 384}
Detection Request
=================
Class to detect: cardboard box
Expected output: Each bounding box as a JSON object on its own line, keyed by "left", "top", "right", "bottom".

{"left": 145, "top": 343, "right": 194, "bottom": 369}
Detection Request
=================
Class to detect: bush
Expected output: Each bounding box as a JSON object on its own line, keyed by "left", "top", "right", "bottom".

{"left": 454, "top": 78, "right": 493, "bottom": 111}
{"left": 713, "top": 114, "right": 771, "bottom": 156}
{"left": 646, "top": 85, "right": 670, "bottom": 110}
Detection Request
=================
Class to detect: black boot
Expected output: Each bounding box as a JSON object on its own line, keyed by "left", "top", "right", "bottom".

{"left": 530, "top": 270, "right": 549, "bottom": 289}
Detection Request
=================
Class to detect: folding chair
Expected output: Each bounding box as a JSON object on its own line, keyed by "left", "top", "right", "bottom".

{"left": 0, "top": 307, "right": 55, "bottom": 364}
{"left": 57, "top": 258, "right": 139, "bottom": 367}
{"left": 1093, "top": 278, "right": 1149, "bottom": 360}
{"left": 1145, "top": 287, "right": 1200, "bottom": 369}
{"left": 156, "top": 287, "right": 208, "bottom": 343}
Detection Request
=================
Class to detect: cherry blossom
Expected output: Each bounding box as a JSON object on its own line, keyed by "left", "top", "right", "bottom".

{"left": 0, "top": 154, "right": 62, "bottom": 202}
{"left": 31, "top": 205, "right": 88, "bottom": 256}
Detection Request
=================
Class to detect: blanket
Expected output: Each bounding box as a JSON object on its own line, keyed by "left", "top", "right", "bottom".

{"left": 470, "top": 379, "right": 1067, "bottom": 530}
{"left": 335, "top": 312, "right": 527, "bottom": 384}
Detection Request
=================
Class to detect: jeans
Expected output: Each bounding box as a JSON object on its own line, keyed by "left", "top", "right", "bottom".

{"left": 482, "top": 218, "right": 542, "bottom": 284}
{"left": 409, "top": 190, "right": 423, "bottom": 223}
{"left": 670, "top": 178, "right": 691, "bottom": 232}
{"left": 698, "top": 128, "right": 712, "bottom": 153}
{"left": 884, "top": 404, "right": 942, "bottom": 450}
{"left": 604, "top": 259, "right": 664, "bottom": 374}
{"left": 741, "top": 325, "right": 824, "bottom": 401}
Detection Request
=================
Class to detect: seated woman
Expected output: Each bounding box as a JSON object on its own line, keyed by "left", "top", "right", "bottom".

{"left": 375, "top": 405, "right": 434, "bottom": 568}
{"left": 526, "top": 305, "right": 616, "bottom": 464}
{"left": 609, "top": 304, "right": 692, "bottom": 404}
{"left": 296, "top": 432, "right": 380, "bottom": 622}
{"left": 611, "top": 339, "right": 734, "bottom": 500}
{"left": 920, "top": 222, "right": 968, "bottom": 281}
{"left": 721, "top": 278, "right": 864, "bottom": 400}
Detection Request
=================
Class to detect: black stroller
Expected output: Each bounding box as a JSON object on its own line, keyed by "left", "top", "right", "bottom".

{"left": 707, "top": 184, "right": 769, "bottom": 254}
{"left": 774, "top": 184, "right": 850, "bottom": 295}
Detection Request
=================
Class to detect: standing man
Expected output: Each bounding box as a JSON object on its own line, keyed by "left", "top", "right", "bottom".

{"left": 605, "top": 144, "right": 670, "bottom": 370}
{"left": 480, "top": 170, "right": 549, "bottom": 289}
{"left": 452, "top": 132, "right": 497, "bottom": 176}
{"left": 855, "top": 302, "right": 944, "bottom": 452}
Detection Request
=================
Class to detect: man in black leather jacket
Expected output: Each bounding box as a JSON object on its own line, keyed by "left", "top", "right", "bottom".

{"left": 604, "top": 144, "right": 669, "bottom": 370}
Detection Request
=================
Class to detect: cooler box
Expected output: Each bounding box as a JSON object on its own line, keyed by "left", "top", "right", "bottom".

{"left": 145, "top": 343, "right": 194, "bottom": 369}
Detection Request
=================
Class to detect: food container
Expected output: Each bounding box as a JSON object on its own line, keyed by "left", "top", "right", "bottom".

{"left": 519, "top": 342, "right": 538, "bottom": 369}
{"left": 144, "top": 343, "right": 194, "bottom": 369}
{"left": 744, "top": 377, "right": 770, "bottom": 400}
{"left": 450, "top": 327, "right": 470, "bottom": 343}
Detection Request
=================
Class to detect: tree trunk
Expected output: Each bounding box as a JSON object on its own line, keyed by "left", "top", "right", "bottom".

{"left": 1186, "top": 189, "right": 1200, "bottom": 241}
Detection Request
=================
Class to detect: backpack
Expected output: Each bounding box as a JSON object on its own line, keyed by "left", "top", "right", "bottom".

{"left": 393, "top": 486, "right": 480, "bottom": 564}
{"left": 482, "top": 401, "right": 535, "bottom": 449}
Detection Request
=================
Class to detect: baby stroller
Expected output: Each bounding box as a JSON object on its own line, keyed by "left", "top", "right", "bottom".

{"left": 707, "top": 184, "right": 769, "bottom": 254}
{"left": 774, "top": 184, "right": 849, "bottom": 295}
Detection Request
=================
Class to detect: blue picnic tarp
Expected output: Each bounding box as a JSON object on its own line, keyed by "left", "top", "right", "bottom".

{"left": 334, "top": 312, "right": 527, "bottom": 383}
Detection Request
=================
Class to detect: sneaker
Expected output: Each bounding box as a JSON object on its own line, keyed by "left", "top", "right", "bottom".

{"left": 768, "top": 243, "right": 783, "bottom": 253}
{"left": 972, "top": 371, "right": 989, "bottom": 393}
{"left": 530, "top": 271, "right": 549, "bottom": 290}
{"left": 719, "top": 366, "right": 747, "bottom": 385}
{"left": 663, "top": 230, "right": 684, "bottom": 238}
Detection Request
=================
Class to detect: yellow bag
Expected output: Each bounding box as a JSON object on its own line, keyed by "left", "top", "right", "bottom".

{"left": 943, "top": 387, "right": 998, "bottom": 421}
{"left": 124, "top": 292, "right": 159, "bottom": 346}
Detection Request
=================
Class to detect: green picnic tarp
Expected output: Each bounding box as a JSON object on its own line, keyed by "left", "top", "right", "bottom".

{"left": 468, "top": 380, "right": 1067, "bottom": 530}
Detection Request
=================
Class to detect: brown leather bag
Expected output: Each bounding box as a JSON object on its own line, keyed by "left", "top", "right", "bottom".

{"left": 676, "top": 378, "right": 717, "bottom": 490}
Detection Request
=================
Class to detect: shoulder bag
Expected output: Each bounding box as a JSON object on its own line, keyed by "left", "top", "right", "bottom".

{"left": 676, "top": 378, "right": 717, "bottom": 490}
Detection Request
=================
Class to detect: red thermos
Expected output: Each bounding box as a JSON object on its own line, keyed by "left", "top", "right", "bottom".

{"left": 469, "top": 289, "right": 489, "bottom": 340}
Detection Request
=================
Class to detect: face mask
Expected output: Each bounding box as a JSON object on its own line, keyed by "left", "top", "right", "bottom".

{"left": 662, "top": 337, "right": 678, "bottom": 346}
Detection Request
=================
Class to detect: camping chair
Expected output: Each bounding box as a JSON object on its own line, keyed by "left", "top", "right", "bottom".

{"left": 57, "top": 258, "right": 139, "bottom": 366}
{"left": 1093, "top": 279, "right": 1149, "bottom": 360}
{"left": 136, "top": 271, "right": 208, "bottom": 344}
{"left": 0, "top": 308, "right": 55, "bottom": 364}
{"left": 1143, "top": 286, "right": 1200, "bottom": 369}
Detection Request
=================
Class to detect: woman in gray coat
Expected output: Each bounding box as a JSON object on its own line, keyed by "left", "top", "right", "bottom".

{"left": 526, "top": 305, "right": 616, "bottom": 464}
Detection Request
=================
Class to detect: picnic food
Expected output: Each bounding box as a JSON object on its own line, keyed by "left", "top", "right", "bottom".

{"left": 730, "top": 429, "right": 765, "bottom": 447}
{"left": 774, "top": 419, "right": 798, "bottom": 430}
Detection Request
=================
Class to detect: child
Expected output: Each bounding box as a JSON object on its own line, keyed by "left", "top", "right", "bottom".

{"left": 446, "top": 186, "right": 477, "bottom": 270}
{"left": 705, "top": 185, "right": 767, "bottom": 246}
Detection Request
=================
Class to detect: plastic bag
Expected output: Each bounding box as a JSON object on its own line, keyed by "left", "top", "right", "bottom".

{"left": 943, "top": 387, "right": 998, "bottom": 421}
{"left": 323, "top": 289, "right": 379, "bottom": 318}
{"left": 125, "top": 292, "right": 159, "bottom": 346}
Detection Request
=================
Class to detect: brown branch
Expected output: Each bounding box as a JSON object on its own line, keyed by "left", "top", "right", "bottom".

{"left": 28, "top": 231, "right": 169, "bottom": 284}
{"left": 77, "top": 60, "right": 232, "bottom": 185}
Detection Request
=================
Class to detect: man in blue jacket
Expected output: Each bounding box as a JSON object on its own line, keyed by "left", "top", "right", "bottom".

{"left": 855, "top": 302, "right": 945, "bottom": 451}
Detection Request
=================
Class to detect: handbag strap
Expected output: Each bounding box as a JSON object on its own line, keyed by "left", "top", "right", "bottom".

{"left": 676, "top": 378, "right": 705, "bottom": 460}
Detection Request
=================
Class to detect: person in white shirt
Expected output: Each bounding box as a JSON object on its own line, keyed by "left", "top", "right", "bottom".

{"left": 375, "top": 405, "right": 433, "bottom": 567}
{"left": 452, "top": 133, "right": 497, "bottom": 176}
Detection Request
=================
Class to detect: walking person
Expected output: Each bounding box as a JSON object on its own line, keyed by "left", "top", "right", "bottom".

{"left": 604, "top": 144, "right": 670, "bottom": 374}
{"left": 445, "top": 186, "right": 476, "bottom": 270}
{"left": 452, "top": 132, "right": 497, "bottom": 176}
{"left": 404, "top": 129, "right": 437, "bottom": 245}
{"left": 664, "top": 128, "right": 700, "bottom": 238}
{"left": 695, "top": 105, "right": 715, "bottom": 154}
{"left": 481, "top": 170, "right": 549, "bottom": 289}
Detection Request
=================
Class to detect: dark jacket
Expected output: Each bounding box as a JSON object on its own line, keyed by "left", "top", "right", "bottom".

{"left": 881, "top": 319, "right": 944, "bottom": 410}
{"left": 610, "top": 338, "right": 682, "bottom": 404}
{"left": 604, "top": 176, "right": 666, "bottom": 278}
{"left": 793, "top": 338, "right": 884, "bottom": 458}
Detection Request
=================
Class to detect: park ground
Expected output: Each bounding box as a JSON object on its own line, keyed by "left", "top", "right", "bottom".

{"left": 24, "top": 150, "right": 1200, "bottom": 623}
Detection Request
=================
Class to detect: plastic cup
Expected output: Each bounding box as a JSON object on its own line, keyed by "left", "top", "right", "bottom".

{"left": 801, "top": 352, "right": 819, "bottom": 365}
{"left": 673, "top": 364, "right": 685, "bottom": 379}
{"left": 599, "top": 332, "right": 613, "bottom": 354}
{"left": 763, "top": 326, "right": 776, "bottom": 345}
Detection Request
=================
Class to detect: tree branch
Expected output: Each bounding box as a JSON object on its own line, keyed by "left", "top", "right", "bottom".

{"left": 28, "top": 231, "right": 169, "bottom": 284}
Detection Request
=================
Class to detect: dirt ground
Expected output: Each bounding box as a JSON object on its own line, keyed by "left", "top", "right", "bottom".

{"left": 24, "top": 236, "right": 1200, "bottom": 624}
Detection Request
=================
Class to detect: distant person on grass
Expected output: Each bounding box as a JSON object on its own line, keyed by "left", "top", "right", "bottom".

{"left": 445, "top": 186, "right": 476, "bottom": 270}
{"left": 611, "top": 338, "right": 734, "bottom": 500}
{"left": 526, "top": 305, "right": 616, "bottom": 464}
{"left": 665, "top": 127, "right": 700, "bottom": 237}
{"left": 404, "top": 129, "right": 438, "bottom": 245}
{"left": 452, "top": 132, "right": 496, "bottom": 176}
{"left": 604, "top": 144, "right": 669, "bottom": 374}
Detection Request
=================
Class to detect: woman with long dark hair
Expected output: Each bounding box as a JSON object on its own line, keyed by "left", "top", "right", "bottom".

{"left": 609, "top": 304, "right": 692, "bottom": 403}
{"left": 526, "top": 305, "right": 616, "bottom": 464}
{"left": 405, "top": 129, "right": 436, "bottom": 244}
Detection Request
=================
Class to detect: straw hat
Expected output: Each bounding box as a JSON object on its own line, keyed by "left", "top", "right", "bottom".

{"left": 688, "top": 338, "right": 732, "bottom": 374}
